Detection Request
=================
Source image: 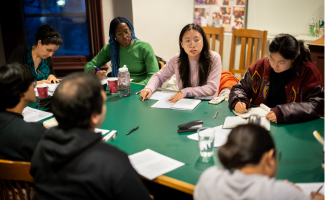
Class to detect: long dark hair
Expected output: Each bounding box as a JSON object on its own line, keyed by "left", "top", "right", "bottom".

{"left": 108, "top": 17, "right": 138, "bottom": 77}
{"left": 218, "top": 124, "right": 275, "bottom": 169}
{"left": 35, "top": 24, "right": 62, "bottom": 46}
{"left": 178, "top": 23, "right": 212, "bottom": 88}
{"left": 269, "top": 34, "right": 312, "bottom": 73}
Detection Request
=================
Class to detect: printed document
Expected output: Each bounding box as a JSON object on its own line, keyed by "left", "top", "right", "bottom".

{"left": 22, "top": 107, "right": 53, "bottom": 122}
{"left": 129, "top": 149, "right": 185, "bottom": 180}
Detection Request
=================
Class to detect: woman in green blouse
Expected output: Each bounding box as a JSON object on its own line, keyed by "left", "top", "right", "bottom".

{"left": 84, "top": 16, "right": 159, "bottom": 84}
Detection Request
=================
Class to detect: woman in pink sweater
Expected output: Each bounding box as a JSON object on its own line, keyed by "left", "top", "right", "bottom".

{"left": 141, "top": 23, "right": 222, "bottom": 103}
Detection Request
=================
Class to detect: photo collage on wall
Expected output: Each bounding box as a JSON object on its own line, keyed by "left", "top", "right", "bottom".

{"left": 194, "top": 0, "right": 246, "bottom": 32}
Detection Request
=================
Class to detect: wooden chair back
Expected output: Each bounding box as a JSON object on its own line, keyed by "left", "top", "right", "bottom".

{"left": 0, "top": 159, "right": 34, "bottom": 200}
{"left": 202, "top": 26, "right": 224, "bottom": 60}
{"left": 229, "top": 28, "right": 268, "bottom": 76}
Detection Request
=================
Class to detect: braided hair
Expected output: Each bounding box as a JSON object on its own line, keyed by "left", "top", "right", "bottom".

{"left": 35, "top": 24, "right": 62, "bottom": 46}
{"left": 108, "top": 17, "right": 138, "bottom": 77}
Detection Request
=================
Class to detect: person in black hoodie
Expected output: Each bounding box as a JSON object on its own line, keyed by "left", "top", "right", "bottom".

{"left": 30, "top": 73, "right": 152, "bottom": 200}
{"left": 0, "top": 63, "right": 46, "bottom": 161}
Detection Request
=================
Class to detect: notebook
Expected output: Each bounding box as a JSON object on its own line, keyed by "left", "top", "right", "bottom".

{"left": 233, "top": 103, "right": 270, "bottom": 118}
{"left": 151, "top": 98, "right": 201, "bottom": 111}
{"left": 223, "top": 116, "right": 270, "bottom": 131}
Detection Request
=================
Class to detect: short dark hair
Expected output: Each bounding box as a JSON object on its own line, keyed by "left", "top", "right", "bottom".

{"left": 218, "top": 124, "right": 275, "bottom": 169}
{"left": 0, "top": 63, "right": 34, "bottom": 110}
{"left": 269, "top": 34, "right": 311, "bottom": 73}
{"left": 178, "top": 23, "right": 212, "bottom": 88}
{"left": 35, "top": 24, "right": 63, "bottom": 46}
{"left": 52, "top": 73, "right": 104, "bottom": 130}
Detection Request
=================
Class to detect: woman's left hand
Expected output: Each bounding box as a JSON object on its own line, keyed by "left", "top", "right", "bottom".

{"left": 47, "top": 74, "right": 62, "bottom": 84}
{"left": 168, "top": 91, "right": 184, "bottom": 103}
{"left": 266, "top": 111, "right": 277, "bottom": 123}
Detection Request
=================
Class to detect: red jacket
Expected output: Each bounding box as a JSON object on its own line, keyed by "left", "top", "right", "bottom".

{"left": 229, "top": 57, "right": 324, "bottom": 124}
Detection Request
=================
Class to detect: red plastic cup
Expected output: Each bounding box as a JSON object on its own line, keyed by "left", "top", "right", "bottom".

{"left": 107, "top": 78, "right": 118, "bottom": 94}
{"left": 37, "top": 86, "right": 48, "bottom": 98}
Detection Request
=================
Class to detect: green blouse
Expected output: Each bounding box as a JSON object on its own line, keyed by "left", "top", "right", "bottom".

{"left": 84, "top": 40, "right": 159, "bottom": 84}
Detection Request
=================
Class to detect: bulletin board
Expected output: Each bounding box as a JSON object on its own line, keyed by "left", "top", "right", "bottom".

{"left": 194, "top": 0, "right": 247, "bottom": 32}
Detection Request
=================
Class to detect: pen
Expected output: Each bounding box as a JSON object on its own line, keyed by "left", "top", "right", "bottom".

{"left": 93, "top": 66, "right": 102, "bottom": 72}
{"left": 313, "top": 130, "right": 324, "bottom": 145}
{"left": 126, "top": 126, "right": 139, "bottom": 135}
{"left": 213, "top": 111, "right": 219, "bottom": 119}
{"left": 136, "top": 91, "right": 141, "bottom": 95}
{"left": 311, "top": 185, "right": 323, "bottom": 198}
{"left": 111, "top": 131, "right": 117, "bottom": 141}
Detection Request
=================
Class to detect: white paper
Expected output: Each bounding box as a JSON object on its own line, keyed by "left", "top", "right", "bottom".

{"left": 149, "top": 91, "right": 177, "bottom": 100}
{"left": 43, "top": 117, "right": 58, "bottom": 128}
{"left": 128, "top": 149, "right": 185, "bottom": 180}
{"left": 223, "top": 116, "right": 248, "bottom": 128}
{"left": 296, "top": 183, "right": 324, "bottom": 196}
{"left": 187, "top": 125, "right": 232, "bottom": 147}
{"left": 95, "top": 128, "right": 110, "bottom": 135}
{"left": 151, "top": 100, "right": 175, "bottom": 109}
{"left": 171, "top": 99, "right": 201, "bottom": 111}
{"left": 233, "top": 103, "right": 270, "bottom": 118}
{"left": 22, "top": 107, "right": 53, "bottom": 122}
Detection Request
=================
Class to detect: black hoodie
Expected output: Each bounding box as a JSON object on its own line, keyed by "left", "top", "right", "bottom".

{"left": 30, "top": 127, "right": 151, "bottom": 200}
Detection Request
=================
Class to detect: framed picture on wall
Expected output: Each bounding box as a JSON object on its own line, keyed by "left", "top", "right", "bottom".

{"left": 194, "top": 0, "right": 247, "bottom": 32}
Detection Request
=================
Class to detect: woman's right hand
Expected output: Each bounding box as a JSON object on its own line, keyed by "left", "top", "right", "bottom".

{"left": 37, "top": 80, "right": 51, "bottom": 85}
{"left": 96, "top": 70, "right": 107, "bottom": 80}
{"left": 234, "top": 102, "right": 247, "bottom": 113}
{"left": 140, "top": 89, "right": 152, "bottom": 101}
{"left": 311, "top": 192, "right": 324, "bottom": 200}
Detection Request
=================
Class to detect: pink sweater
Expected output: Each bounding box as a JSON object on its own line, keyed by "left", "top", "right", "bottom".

{"left": 145, "top": 51, "right": 222, "bottom": 97}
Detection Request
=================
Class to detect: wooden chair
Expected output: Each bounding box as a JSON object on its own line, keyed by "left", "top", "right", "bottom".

{"left": 202, "top": 26, "right": 224, "bottom": 60}
{"left": 229, "top": 28, "right": 268, "bottom": 76}
{"left": 0, "top": 159, "right": 34, "bottom": 200}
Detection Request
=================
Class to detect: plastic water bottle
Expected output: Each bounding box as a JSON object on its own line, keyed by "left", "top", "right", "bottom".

{"left": 118, "top": 65, "right": 130, "bottom": 97}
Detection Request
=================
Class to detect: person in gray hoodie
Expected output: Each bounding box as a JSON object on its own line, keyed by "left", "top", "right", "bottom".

{"left": 194, "top": 124, "right": 323, "bottom": 200}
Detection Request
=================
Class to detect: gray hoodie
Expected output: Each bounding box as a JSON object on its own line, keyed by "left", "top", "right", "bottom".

{"left": 194, "top": 166, "right": 311, "bottom": 200}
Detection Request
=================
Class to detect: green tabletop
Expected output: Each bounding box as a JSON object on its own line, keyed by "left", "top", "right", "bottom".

{"left": 32, "top": 83, "right": 324, "bottom": 191}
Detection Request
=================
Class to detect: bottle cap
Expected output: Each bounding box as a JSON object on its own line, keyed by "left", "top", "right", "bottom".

{"left": 119, "top": 65, "right": 128, "bottom": 72}
{"left": 311, "top": 17, "right": 314, "bottom": 23}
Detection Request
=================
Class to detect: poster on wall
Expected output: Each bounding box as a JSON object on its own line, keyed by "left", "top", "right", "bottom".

{"left": 194, "top": 0, "right": 247, "bottom": 32}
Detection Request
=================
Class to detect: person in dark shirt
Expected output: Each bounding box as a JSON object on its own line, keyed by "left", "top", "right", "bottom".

{"left": 30, "top": 73, "right": 152, "bottom": 200}
{"left": 0, "top": 63, "right": 46, "bottom": 161}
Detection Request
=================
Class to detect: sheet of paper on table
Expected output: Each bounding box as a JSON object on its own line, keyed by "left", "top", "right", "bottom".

{"left": 128, "top": 149, "right": 185, "bottom": 180}
{"left": 296, "top": 182, "right": 324, "bottom": 196}
{"left": 187, "top": 125, "right": 232, "bottom": 147}
{"left": 22, "top": 107, "right": 53, "bottom": 122}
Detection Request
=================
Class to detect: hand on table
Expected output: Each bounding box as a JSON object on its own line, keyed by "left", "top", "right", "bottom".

{"left": 140, "top": 89, "right": 152, "bottom": 101}
{"left": 47, "top": 74, "right": 62, "bottom": 84}
{"left": 266, "top": 111, "right": 277, "bottom": 123}
{"left": 168, "top": 92, "right": 184, "bottom": 103}
{"left": 311, "top": 192, "right": 324, "bottom": 200}
{"left": 96, "top": 70, "right": 107, "bottom": 80}
{"left": 37, "top": 80, "right": 51, "bottom": 85}
{"left": 234, "top": 102, "right": 247, "bottom": 113}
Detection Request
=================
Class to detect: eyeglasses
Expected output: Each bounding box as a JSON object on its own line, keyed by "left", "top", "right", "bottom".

{"left": 183, "top": 39, "right": 202, "bottom": 47}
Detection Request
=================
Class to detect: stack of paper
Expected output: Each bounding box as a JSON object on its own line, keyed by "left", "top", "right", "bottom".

{"left": 22, "top": 107, "right": 53, "bottom": 122}
{"left": 149, "top": 91, "right": 201, "bottom": 111}
{"left": 187, "top": 125, "right": 232, "bottom": 147}
{"left": 129, "top": 149, "right": 185, "bottom": 180}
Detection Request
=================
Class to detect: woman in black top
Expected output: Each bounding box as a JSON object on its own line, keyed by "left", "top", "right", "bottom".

{"left": 8, "top": 24, "right": 63, "bottom": 84}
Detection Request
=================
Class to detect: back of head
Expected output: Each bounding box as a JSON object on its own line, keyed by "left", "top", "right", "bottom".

{"left": 35, "top": 24, "right": 63, "bottom": 46}
{"left": 52, "top": 73, "right": 103, "bottom": 130}
{"left": 0, "top": 63, "right": 34, "bottom": 111}
{"left": 218, "top": 124, "right": 275, "bottom": 169}
{"left": 269, "top": 34, "right": 311, "bottom": 72}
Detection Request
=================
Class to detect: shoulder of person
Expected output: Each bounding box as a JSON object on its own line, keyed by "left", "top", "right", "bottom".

{"left": 135, "top": 40, "right": 154, "bottom": 51}
{"left": 198, "top": 166, "right": 225, "bottom": 181}
{"left": 14, "top": 45, "right": 28, "bottom": 53}
{"left": 301, "top": 62, "right": 323, "bottom": 83}
{"left": 248, "top": 57, "right": 268, "bottom": 74}
{"left": 96, "top": 142, "right": 129, "bottom": 162}
{"left": 209, "top": 50, "right": 221, "bottom": 59}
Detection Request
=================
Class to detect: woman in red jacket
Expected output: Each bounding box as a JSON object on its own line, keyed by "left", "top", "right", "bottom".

{"left": 229, "top": 34, "right": 324, "bottom": 124}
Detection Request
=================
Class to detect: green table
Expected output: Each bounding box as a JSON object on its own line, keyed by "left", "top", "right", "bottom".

{"left": 35, "top": 83, "right": 325, "bottom": 194}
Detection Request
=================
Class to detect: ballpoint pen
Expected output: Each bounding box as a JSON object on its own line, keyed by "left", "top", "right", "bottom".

{"left": 126, "top": 126, "right": 139, "bottom": 135}
{"left": 213, "top": 111, "right": 219, "bottom": 119}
